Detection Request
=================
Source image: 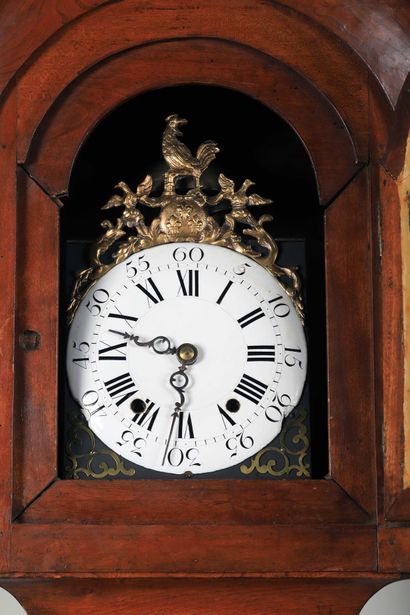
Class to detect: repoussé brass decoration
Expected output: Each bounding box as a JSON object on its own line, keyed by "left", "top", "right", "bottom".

{"left": 64, "top": 403, "right": 310, "bottom": 480}
{"left": 65, "top": 406, "right": 136, "bottom": 479}
{"left": 68, "top": 114, "right": 303, "bottom": 323}
{"left": 240, "top": 406, "right": 310, "bottom": 477}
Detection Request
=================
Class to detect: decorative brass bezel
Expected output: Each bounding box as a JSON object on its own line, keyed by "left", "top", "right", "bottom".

{"left": 67, "top": 114, "right": 304, "bottom": 323}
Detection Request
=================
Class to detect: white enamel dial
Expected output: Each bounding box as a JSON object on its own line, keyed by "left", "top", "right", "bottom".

{"left": 66, "top": 242, "right": 307, "bottom": 474}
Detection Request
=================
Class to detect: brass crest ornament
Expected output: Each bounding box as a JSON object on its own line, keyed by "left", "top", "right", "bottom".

{"left": 67, "top": 114, "right": 304, "bottom": 323}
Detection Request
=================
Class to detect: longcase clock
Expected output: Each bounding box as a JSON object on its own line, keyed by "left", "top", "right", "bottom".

{"left": 0, "top": 1, "right": 409, "bottom": 613}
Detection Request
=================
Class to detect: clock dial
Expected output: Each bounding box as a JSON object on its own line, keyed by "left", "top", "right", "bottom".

{"left": 66, "top": 242, "right": 307, "bottom": 474}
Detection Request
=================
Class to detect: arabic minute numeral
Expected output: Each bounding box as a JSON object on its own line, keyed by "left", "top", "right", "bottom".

{"left": 81, "top": 390, "right": 106, "bottom": 418}
{"left": 172, "top": 246, "right": 204, "bottom": 262}
{"left": 125, "top": 254, "right": 150, "bottom": 278}
{"left": 265, "top": 392, "right": 292, "bottom": 422}
{"left": 85, "top": 288, "right": 110, "bottom": 316}
{"left": 233, "top": 262, "right": 251, "bottom": 276}
{"left": 72, "top": 341, "right": 90, "bottom": 369}
{"left": 167, "top": 447, "right": 201, "bottom": 467}
{"left": 226, "top": 432, "right": 254, "bottom": 458}
{"left": 268, "top": 295, "right": 290, "bottom": 318}
{"left": 117, "top": 430, "right": 147, "bottom": 457}
{"left": 284, "top": 346, "right": 303, "bottom": 368}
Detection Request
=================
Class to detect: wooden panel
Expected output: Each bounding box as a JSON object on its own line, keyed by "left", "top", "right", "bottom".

{"left": 0, "top": 577, "right": 392, "bottom": 615}
{"left": 383, "top": 73, "right": 410, "bottom": 178}
{"left": 13, "top": 174, "right": 59, "bottom": 511}
{"left": 387, "top": 489, "right": 410, "bottom": 521}
{"left": 10, "top": 523, "right": 376, "bottom": 573}
{"left": 379, "top": 528, "right": 410, "bottom": 572}
{"left": 0, "top": 86, "right": 17, "bottom": 571}
{"left": 16, "top": 0, "right": 369, "bottom": 166}
{"left": 398, "top": 135, "right": 410, "bottom": 494}
{"left": 286, "top": 0, "right": 410, "bottom": 107}
{"left": 0, "top": 0, "right": 111, "bottom": 96}
{"left": 325, "top": 169, "right": 376, "bottom": 514}
{"left": 2, "top": 1, "right": 408, "bottom": 108}
{"left": 378, "top": 167, "right": 406, "bottom": 519}
{"left": 19, "top": 479, "right": 369, "bottom": 525}
{"left": 25, "top": 39, "right": 358, "bottom": 204}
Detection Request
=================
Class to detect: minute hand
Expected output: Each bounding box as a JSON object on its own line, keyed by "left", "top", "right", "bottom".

{"left": 108, "top": 330, "right": 177, "bottom": 356}
{"left": 162, "top": 362, "right": 190, "bottom": 466}
{"left": 162, "top": 343, "right": 198, "bottom": 466}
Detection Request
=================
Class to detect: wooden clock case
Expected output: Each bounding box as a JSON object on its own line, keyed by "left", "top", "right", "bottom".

{"left": 0, "top": 1, "right": 408, "bottom": 612}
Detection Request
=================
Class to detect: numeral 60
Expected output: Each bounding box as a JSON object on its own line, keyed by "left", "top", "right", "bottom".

{"left": 173, "top": 247, "right": 204, "bottom": 262}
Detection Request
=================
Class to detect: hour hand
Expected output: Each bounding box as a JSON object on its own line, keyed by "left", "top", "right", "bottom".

{"left": 108, "top": 329, "right": 177, "bottom": 356}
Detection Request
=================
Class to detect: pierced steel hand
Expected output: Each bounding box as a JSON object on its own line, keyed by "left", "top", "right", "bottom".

{"left": 162, "top": 343, "right": 198, "bottom": 466}
{"left": 109, "top": 329, "right": 177, "bottom": 356}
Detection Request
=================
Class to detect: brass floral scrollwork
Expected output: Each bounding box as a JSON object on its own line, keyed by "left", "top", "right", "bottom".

{"left": 240, "top": 407, "right": 310, "bottom": 477}
{"left": 65, "top": 407, "right": 136, "bottom": 479}
{"left": 67, "top": 114, "right": 304, "bottom": 323}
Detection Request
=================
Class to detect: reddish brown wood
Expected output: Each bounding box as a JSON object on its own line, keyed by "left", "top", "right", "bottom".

{"left": 0, "top": 86, "right": 17, "bottom": 571}
{"left": 387, "top": 489, "right": 410, "bottom": 521}
{"left": 286, "top": 0, "right": 410, "bottom": 107}
{"left": 383, "top": 73, "right": 410, "bottom": 178}
{"left": 0, "top": 0, "right": 408, "bottom": 606}
{"left": 16, "top": 0, "right": 369, "bottom": 166}
{"left": 1, "top": 0, "right": 408, "bottom": 110}
{"left": 0, "top": 0, "right": 111, "bottom": 96}
{"left": 0, "top": 577, "right": 392, "bottom": 615}
{"left": 25, "top": 39, "right": 359, "bottom": 205}
{"left": 10, "top": 523, "right": 376, "bottom": 573}
{"left": 325, "top": 169, "right": 376, "bottom": 514}
{"left": 18, "top": 480, "right": 369, "bottom": 525}
{"left": 377, "top": 167, "right": 406, "bottom": 519}
{"left": 13, "top": 173, "right": 59, "bottom": 511}
{"left": 379, "top": 528, "right": 410, "bottom": 572}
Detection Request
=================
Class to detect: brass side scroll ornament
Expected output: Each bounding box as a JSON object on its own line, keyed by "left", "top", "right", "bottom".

{"left": 68, "top": 114, "right": 304, "bottom": 323}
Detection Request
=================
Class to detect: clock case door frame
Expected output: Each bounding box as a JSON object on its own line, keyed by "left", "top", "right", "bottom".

{"left": 1, "top": 1, "right": 403, "bottom": 574}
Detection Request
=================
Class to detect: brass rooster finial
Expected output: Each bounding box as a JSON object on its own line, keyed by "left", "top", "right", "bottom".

{"left": 68, "top": 115, "right": 304, "bottom": 324}
{"left": 162, "top": 114, "right": 219, "bottom": 193}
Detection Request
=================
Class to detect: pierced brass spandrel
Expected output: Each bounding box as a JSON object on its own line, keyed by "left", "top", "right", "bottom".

{"left": 65, "top": 407, "right": 136, "bottom": 479}
{"left": 240, "top": 406, "right": 310, "bottom": 477}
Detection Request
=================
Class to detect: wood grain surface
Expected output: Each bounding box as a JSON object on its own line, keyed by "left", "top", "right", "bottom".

{"left": 0, "top": 1, "right": 408, "bottom": 610}
{"left": 10, "top": 523, "right": 376, "bottom": 573}
{"left": 0, "top": 0, "right": 112, "bottom": 96}
{"left": 16, "top": 0, "right": 369, "bottom": 166}
{"left": 0, "top": 577, "right": 394, "bottom": 615}
{"left": 0, "top": 86, "right": 17, "bottom": 572}
{"left": 1, "top": 0, "right": 408, "bottom": 107}
{"left": 13, "top": 173, "right": 59, "bottom": 512}
{"left": 25, "top": 39, "right": 360, "bottom": 204}
{"left": 325, "top": 169, "right": 376, "bottom": 515}
{"left": 18, "top": 479, "right": 369, "bottom": 525}
{"left": 379, "top": 527, "right": 410, "bottom": 572}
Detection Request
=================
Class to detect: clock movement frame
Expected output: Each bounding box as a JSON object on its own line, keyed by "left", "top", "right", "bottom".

{"left": 0, "top": 0, "right": 408, "bottom": 611}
